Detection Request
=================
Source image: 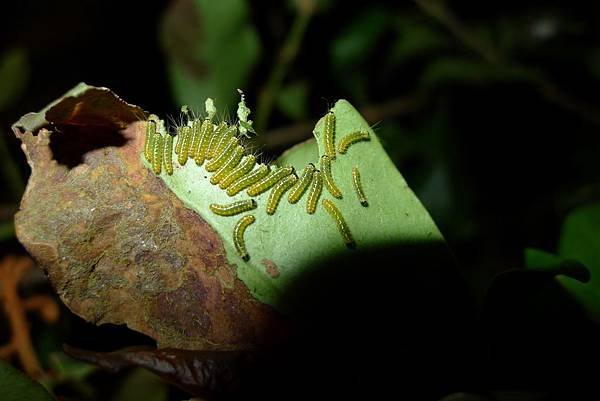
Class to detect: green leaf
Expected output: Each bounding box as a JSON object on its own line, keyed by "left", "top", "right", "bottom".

{"left": 275, "top": 81, "right": 309, "bottom": 120}
{"left": 0, "top": 359, "right": 55, "bottom": 401}
{"left": 161, "top": 0, "right": 261, "bottom": 110}
{"left": 0, "top": 47, "right": 29, "bottom": 112}
{"left": 147, "top": 100, "right": 451, "bottom": 310}
{"left": 111, "top": 369, "right": 167, "bottom": 401}
{"left": 330, "top": 7, "right": 391, "bottom": 99}
{"left": 48, "top": 352, "right": 96, "bottom": 382}
{"left": 387, "top": 16, "right": 447, "bottom": 65}
{"left": 0, "top": 220, "right": 15, "bottom": 241}
{"left": 525, "top": 203, "right": 600, "bottom": 321}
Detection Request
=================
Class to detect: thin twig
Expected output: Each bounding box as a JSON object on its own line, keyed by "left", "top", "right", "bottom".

{"left": 413, "top": 0, "right": 600, "bottom": 127}
{"left": 255, "top": 0, "right": 316, "bottom": 133}
{"left": 263, "top": 95, "right": 422, "bottom": 149}
{"left": 0, "top": 256, "right": 42, "bottom": 377}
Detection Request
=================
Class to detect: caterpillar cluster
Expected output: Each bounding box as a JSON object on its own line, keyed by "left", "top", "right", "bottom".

{"left": 143, "top": 103, "right": 371, "bottom": 261}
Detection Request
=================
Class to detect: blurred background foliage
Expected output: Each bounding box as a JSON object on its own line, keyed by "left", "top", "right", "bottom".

{"left": 1, "top": 0, "right": 600, "bottom": 399}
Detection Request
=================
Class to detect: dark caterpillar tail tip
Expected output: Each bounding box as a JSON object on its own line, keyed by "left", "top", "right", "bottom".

{"left": 242, "top": 253, "right": 250, "bottom": 261}
{"left": 346, "top": 241, "right": 357, "bottom": 250}
{"left": 360, "top": 200, "right": 369, "bottom": 207}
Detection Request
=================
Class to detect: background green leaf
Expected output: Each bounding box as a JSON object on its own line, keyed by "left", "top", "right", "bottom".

{"left": 110, "top": 369, "right": 167, "bottom": 401}
{"left": 0, "top": 359, "right": 55, "bottom": 401}
{"left": 146, "top": 99, "right": 452, "bottom": 310}
{"left": 275, "top": 80, "right": 309, "bottom": 120}
{"left": 0, "top": 47, "right": 29, "bottom": 112}
{"left": 330, "top": 7, "right": 391, "bottom": 101}
{"left": 525, "top": 203, "right": 600, "bottom": 321}
{"left": 161, "top": 0, "right": 261, "bottom": 111}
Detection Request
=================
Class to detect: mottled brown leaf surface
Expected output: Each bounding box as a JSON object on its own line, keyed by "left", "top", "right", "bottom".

{"left": 13, "top": 84, "right": 283, "bottom": 350}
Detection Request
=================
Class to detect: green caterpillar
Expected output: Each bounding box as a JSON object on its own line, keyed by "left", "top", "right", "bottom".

{"left": 210, "top": 199, "right": 257, "bottom": 216}
{"left": 320, "top": 155, "right": 342, "bottom": 199}
{"left": 267, "top": 174, "right": 297, "bottom": 215}
{"left": 352, "top": 167, "right": 368, "bottom": 206}
{"left": 288, "top": 163, "right": 315, "bottom": 204}
{"left": 247, "top": 166, "right": 294, "bottom": 197}
{"left": 338, "top": 130, "right": 369, "bottom": 154}
{"left": 227, "top": 164, "right": 270, "bottom": 196}
{"left": 234, "top": 215, "right": 255, "bottom": 261}
{"left": 322, "top": 199, "right": 355, "bottom": 248}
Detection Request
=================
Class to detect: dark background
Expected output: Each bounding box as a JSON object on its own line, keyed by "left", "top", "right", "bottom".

{"left": 1, "top": 0, "right": 600, "bottom": 400}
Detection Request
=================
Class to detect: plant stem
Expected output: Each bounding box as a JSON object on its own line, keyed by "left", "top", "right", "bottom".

{"left": 0, "top": 256, "right": 42, "bottom": 377}
{"left": 255, "top": 1, "right": 315, "bottom": 133}
{"left": 263, "top": 95, "right": 422, "bottom": 149}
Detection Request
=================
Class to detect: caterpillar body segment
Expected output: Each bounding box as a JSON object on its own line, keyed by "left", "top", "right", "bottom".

{"left": 151, "top": 133, "right": 164, "bottom": 174}
{"left": 323, "top": 111, "right": 336, "bottom": 159}
{"left": 226, "top": 164, "right": 270, "bottom": 196}
{"left": 247, "top": 166, "right": 294, "bottom": 197}
{"left": 209, "top": 199, "right": 257, "bottom": 216}
{"left": 189, "top": 119, "right": 203, "bottom": 161}
{"left": 163, "top": 134, "right": 174, "bottom": 175}
{"left": 177, "top": 126, "right": 193, "bottom": 166}
{"left": 219, "top": 155, "right": 256, "bottom": 190}
{"left": 266, "top": 174, "right": 297, "bottom": 215}
{"left": 306, "top": 171, "right": 323, "bottom": 214}
{"left": 174, "top": 126, "right": 183, "bottom": 154}
{"left": 210, "top": 145, "right": 244, "bottom": 185}
{"left": 213, "top": 125, "right": 237, "bottom": 159}
{"left": 338, "top": 130, "right": 370, "bottom": 154}
{"left": 234, "top": 215, "right": 256, "bottom": 261}
{"left": 288, "top": 163, "right": 315, "bottom": 204}
{"left": 207, "top": 122, "right": 228, "bottom": 159}
{"left": 320, "top": 155, "right": 342, "bottom": 199}
{"left": 195, "top": 119, "right": 213, "bottom": 165}
{"left": 205, "top": 136, "right": 238, "bottom": 172}
{"left": 322, "top": 199, "right": 355, "bottom": 248}
{"left": 352, "top": 167, "right": 368, "bottom": 206}
{"left": 144, "top": 120, "right": 156, "bottom": 162}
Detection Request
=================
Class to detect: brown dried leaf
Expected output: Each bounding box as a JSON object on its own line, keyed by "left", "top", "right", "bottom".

{"left": 13, "top": 83, "right": 284, "bottom": 350}
{"left": 63, "top": 344, "right": 252, "bottom": 398}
